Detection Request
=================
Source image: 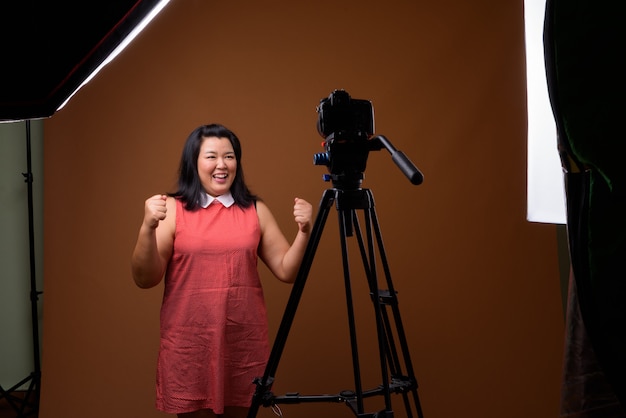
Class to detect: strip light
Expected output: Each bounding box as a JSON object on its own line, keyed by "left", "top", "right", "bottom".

{"left": 56, "top": 0, "right": 172, "bottom": 112}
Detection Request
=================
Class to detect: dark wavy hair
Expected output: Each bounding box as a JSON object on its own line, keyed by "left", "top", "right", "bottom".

{"left": 170, "top": 124, "right": 258, "bottom": 210}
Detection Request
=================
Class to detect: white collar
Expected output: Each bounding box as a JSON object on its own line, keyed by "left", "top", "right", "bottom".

{"left": 199, "top": 191, "right": 235, "bottom": 208}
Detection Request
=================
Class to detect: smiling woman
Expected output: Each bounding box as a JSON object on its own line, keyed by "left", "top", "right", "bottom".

{"left": 130, "top": 123, "right": 313, "bottom": 417}
{"left": 197, "top": 137, "right": 237, "bottom": 198}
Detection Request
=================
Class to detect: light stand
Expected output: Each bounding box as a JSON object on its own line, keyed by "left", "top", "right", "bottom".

{"left": 0, "top": 120, "right": 42, "bottom": 417}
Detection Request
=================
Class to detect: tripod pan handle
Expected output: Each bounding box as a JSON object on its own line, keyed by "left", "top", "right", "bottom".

{"left": 392, "top": 151, "right": 424, "bottom": 185}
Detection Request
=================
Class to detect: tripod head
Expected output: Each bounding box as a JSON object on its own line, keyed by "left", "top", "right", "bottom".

{"left": 314, "top": 89, "right": 424, "bottom": 190}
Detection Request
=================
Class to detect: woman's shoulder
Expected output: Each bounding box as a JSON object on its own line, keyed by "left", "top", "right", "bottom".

{"left": 254, "top": 199, "right": 279, "bottom": 230}
{"left": 166, "top": 196, "right": 178, "bottom": 210}
{"left": 254, "top": 199, "right": 271, "bottom": 218}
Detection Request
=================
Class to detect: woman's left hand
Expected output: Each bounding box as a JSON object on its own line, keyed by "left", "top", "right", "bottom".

{"left": 293, "top": 198, "right": 313, "bottom": 233}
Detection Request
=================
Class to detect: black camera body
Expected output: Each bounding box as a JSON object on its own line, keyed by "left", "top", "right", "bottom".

{"left": 316, "top": 89, "right": 374, "bottom": 139}
{"left": 315, "top": 90, "right": 375, "bottom": 189}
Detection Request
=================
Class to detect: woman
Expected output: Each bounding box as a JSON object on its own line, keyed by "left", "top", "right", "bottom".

{"left": 131, "top": 124, "right": 313, "bottom": 418}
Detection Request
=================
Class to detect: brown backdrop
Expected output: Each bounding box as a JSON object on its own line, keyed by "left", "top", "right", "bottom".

{"left": 39, "top": 1, "right": 564, "bottom": 417}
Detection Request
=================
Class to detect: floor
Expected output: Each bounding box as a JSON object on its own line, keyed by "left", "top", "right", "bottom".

{"left": 0, "top": 391, "right": 37, "bottom": 418}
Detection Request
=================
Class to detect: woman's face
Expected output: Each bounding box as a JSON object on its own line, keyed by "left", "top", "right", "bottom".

{"left": 197, "top": 136, "right": 237, "bottom": 197}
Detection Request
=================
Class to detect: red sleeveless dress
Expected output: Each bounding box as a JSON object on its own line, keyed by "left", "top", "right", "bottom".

{"left": 156, "top": 199, "right": 269, "bottom": 414}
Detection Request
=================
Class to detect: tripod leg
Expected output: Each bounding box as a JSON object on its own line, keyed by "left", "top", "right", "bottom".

{"left": 347, "top": 190, "right": 423, "bottom": 418}
{"left": 248, "top": 189, "right": 337, "bottom": 418}
{"left": 338, "top": 207, "right": 367, "bottom": 415}
{"left": 351, "top": 206, "right": 394, "bottom": 413}
{"left": 367, "top": 194, "right": 424, "bottom": 418}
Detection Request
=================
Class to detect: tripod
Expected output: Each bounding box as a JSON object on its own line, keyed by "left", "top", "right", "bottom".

{"left": 248, "top": 146, "right": 424, "bottom": 418}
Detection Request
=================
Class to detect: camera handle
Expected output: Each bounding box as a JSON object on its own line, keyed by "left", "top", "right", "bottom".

{"left": 370, "top": 135, "right": 424, "bottom": 186}
{"left": 247, "top": 187, "right": 425, "bottom": 418}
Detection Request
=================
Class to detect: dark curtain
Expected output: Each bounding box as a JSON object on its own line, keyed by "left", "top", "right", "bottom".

{"left": 543, "top": 0, "right": 626, "bottom": 417}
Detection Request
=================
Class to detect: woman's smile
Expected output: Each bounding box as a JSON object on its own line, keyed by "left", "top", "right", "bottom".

{"left": 198, "top": 136, "right": 237, "bottom": 197}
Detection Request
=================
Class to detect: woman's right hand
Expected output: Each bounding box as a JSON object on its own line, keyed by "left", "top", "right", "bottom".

{"left": 144, "top": 194, "right": 168, "bottom": 229}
